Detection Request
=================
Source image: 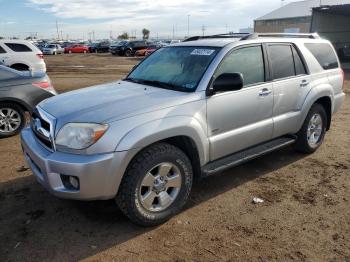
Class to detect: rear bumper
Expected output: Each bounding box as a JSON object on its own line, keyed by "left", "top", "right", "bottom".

{"left": 32, "top": 62, "right": 46, "bottom": 73}
{"left": 20, "top": 127, "right": 128, "bottom": 200}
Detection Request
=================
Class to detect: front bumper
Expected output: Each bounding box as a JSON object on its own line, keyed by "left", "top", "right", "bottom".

{"left": 20, "top": 127, "right": 128, "bottom": 200}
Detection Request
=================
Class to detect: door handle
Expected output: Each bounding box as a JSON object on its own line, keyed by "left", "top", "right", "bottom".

{"left": 259, "top": 88, "right": 272, "bottom": 96}
{"left": 300, "top": 79, "right": 309, "bottom": 87}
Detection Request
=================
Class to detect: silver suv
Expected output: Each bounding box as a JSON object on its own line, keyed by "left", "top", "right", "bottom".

{"left": 21, "top": 33, "right": 345, "bottom": 226}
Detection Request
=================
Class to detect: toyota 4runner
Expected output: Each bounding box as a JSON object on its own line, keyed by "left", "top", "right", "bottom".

{"left": 21, "top": 33, "right": 345, "bottom": 226}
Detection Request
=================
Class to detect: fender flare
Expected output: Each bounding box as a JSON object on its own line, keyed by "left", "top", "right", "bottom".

{"left": 298, "top": 84, "right": 334, "bottom": 131}
{"left": 115, "top": 116, "right": 209, "bottom": 165}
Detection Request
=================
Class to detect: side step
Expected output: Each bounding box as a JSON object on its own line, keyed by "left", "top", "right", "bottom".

{"left": 202, "top": 136, "right": 297, "bottom": 177}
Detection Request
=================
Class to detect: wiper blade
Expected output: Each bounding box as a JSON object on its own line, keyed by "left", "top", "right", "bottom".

{"left": 141, "top": 80, "right": 177, "bottom": 89}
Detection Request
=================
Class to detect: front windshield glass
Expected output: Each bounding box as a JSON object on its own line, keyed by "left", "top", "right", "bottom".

{"left": 126, "top": 46, "right": 220, "bottom": 92}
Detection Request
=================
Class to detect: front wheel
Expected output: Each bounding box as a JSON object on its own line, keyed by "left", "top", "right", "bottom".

{"left": 294, "top": 103, "right": 327, "bottom": 153}
{"left": 116, "top": 143, "right": 193, "bottom": 226}
{"left": 0, "top": 103, "right": 25, "bottom": 138}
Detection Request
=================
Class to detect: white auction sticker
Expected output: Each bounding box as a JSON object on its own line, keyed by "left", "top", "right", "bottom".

{"left": 190, "top": 49, "right": 215, "bottom": 56}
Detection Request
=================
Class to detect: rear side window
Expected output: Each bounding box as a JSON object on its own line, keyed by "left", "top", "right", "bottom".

{"left": 5, "top": 43, "right": 32, "bottom": 52}
{"left": 305, "top": 43, "right": 339, "bottom": 70}
{"left": 216, "top": 45, "right": 265, "bottom": 87}
{"left": 268, "top": 45, "right": 295, "bottom": 80}
{"left": 0, "top": 46, "right": 6, "bottom": 54}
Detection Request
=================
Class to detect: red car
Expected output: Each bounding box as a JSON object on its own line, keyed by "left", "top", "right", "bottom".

{"left": 145, "top": 45, "right": 161, "bottom": 56}
{"left": 64, "top": 44, "right": 89, "bottom": 54}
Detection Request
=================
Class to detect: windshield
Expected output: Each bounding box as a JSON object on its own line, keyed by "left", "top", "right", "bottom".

{"left": 126, "top": 46, "right": 220, "bottom": 92}
{"left": 47, "top": 45, "right": 55, "bottom": 48}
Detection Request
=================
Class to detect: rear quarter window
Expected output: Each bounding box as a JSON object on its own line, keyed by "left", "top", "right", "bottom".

{"left": 0, "top": 46, "right": 6, "bottom": 54}
{"left": 5, "top": 43, "right": 32, "bottom": 52}
{"left": 305, "top": 43, "right": 339, "bottom": 70}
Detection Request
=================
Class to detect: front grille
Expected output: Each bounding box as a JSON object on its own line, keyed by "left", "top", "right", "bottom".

{"left": 31, "top": 109, "right": 54, "bottom": 151}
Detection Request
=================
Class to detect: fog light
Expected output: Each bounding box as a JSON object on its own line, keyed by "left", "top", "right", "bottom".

{"left": 69, "top": 176, "right": 79, "bottom": 189}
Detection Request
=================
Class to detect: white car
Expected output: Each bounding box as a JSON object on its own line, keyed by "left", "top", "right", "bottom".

{"left": 0, "top": 40, "right": 46, "bottom": 73}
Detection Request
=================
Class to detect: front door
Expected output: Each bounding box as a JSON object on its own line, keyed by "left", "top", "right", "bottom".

{"left": 207, "top": 45, "right": 274, "bottom": 161}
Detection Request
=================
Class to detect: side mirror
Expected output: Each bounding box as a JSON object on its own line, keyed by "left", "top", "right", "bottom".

{"left": 207, "top": 73, "right": 243, "bottom": 95}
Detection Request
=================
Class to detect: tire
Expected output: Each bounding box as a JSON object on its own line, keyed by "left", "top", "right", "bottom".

{"left": 294, "top": 103, "right": 327, "bottom": 154}
{"left": 69, "top": 50, "right": 72, "bottom": 54}
{"left": 83, "top": 50, "right": 87, "bottom": 54}
{"left": 125, "top": 49, "right": 132, "bottom": 57}
{"left": 116, "top": 143, "right": 193, "bottom": 226}
{"left": 53, "top": 51, "right": 57, "bottom": 55}
{"left": 0, "top": 102, "right": 26, "bottom": 138}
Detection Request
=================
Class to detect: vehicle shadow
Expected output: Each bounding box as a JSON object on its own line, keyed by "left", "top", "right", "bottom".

{"left": 0, "top": 146, "right": 306, "bottom": 261}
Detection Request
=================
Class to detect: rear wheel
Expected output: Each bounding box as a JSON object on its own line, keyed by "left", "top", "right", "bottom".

{"left": 0, "top": 103, "right": 25, "bottom": 138}
{"left": 125, "top": 49, "right": 132, "bottom": 57}
{"left": 294, "top": 104, "right": 327, "bottom": 153}
{"left": 116, "top": 143, "right": 193, "bottom": 226}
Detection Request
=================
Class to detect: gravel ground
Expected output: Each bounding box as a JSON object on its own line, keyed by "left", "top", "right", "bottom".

{"left": 0, "top": 54, "right": 349, "bottom": 262}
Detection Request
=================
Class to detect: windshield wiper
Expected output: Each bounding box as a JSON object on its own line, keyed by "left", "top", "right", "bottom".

{"left": 124, "top": 78, "right": 178, "bottom": 90}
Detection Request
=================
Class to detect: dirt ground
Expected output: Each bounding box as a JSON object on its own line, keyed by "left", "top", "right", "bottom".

{"left": 0, "top": 54, "right": 350, "bottom": 262}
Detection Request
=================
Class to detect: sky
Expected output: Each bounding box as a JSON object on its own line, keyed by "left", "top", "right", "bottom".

{"left": 0, "top": 0, "right": 297, "bottom": 40}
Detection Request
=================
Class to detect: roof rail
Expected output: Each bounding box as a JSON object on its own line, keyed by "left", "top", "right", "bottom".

{"left": 183, "top": 33, "right": 249, "bottom": 42}
{"left": 241, "top": 33, "right": 321, "bottom": 40}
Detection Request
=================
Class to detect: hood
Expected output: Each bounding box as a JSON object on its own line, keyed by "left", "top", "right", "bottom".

{"left": 38, "top": 80, "right": 201, "bottom": 124}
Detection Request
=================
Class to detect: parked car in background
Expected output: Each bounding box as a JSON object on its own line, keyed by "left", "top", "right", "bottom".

{"left": 64, "top": 44, "right": 89, "bottom": 54}
{"left": 337, "top": 43, "right": 350, "bottom": 61}
{"left": 89, "top": 42, "right": 110, "bottom": 53}
{"left": 110, "top": 40, "right": 129, "bottom": 55}
{"left": 42, "top": 44, "right": 65, "bottom": 55}
{"left": 111, "top": 40, "right": 149, "bottom": 56}
{"left": 145, "top": 44, "right": 162, "bottom": 56}
{"left": 135, "top": 48, "right": 148, "bottom": 56}
{"left": 0, "top": 65, "right": 56, "bottom": 138}
{"left": 20, "top": 33, "right": 345, "bottom": 226}
{"left": 0, "top": 40, "right": 46, "bottom": 72}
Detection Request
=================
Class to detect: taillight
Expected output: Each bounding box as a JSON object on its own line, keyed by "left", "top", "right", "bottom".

{"left": 32, "top": 81, "right": 52, "bottom": 89}
{"left": 37, "top": 54, "right": 44, "bottom": 59}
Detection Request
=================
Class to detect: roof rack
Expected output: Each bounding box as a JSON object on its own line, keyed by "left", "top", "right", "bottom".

{"left": 183, "top": 33, "right": 249, "bottom": 42}
{"left": 241, "top": 33, "right": 321, "bottom": 40}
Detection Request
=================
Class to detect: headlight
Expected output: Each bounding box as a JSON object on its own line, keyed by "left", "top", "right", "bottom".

{"left": 55, "top": 123, "right": 109, "bottom": 150}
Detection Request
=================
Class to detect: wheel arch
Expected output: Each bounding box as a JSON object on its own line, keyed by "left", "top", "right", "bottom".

{"left": 314, "top": 96, "right": 332, "bottom": 130}
{"left": 0, "top": 98, "right": 31, "bottom": 113}
{"left": 10, "top": 63, "right": 30, "bottom": 71}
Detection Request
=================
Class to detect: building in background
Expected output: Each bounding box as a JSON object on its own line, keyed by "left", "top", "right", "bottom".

{"left": 254, "top": 0, "right": 350, "bottom": 33}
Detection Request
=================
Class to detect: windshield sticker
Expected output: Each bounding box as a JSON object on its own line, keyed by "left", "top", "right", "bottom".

{"left": 190, "top": 49, "right": 215, "bottom": 56}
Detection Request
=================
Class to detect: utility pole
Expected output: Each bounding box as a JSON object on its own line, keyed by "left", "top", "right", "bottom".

{"left": 56, "top": 20, "right": 60, "bottom": 40}
{"left": 172, "top": 24, "right": 175, "bottom": 39}
{"left": 187, "top": 14, "right": 190, "bottom": 38}
{"left": 201, "top": 25, "right": 206, "bottom": 37}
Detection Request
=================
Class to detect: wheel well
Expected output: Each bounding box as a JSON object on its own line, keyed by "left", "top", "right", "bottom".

{"left": 0, "top": 99, "right": 29, "bottom": 113}
{"left": 315, "top": 97, "right": 332, "bottom": 130}
{"left": 162, "top": 136, "right": 202, "bottom": 181}
{"left": 10, "top": 63, "right": 29, "bottom": 71}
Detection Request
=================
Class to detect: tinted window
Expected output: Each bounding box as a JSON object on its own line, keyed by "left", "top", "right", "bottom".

{"left": 305, "top": 43, "right": 339, "bottom": 70}
{"left": 269, "top": 45, "right": 295, "bottom": 80}
{"left": 0, "top": 46, "right": 6, "bottom": 54}
{"left": 292, "top": 46, "right": 306, "bottom": 75}
{"left": 5, "top": 43, "right": 32, "bottom": 52}
{"left": 216, "top": 45, "right": 265, "bottom": 86}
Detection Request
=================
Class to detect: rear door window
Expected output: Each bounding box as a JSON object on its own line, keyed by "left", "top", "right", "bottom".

{"left": 5, "top": 43, "right": 32, "bottom": 52}
{"left": 268, "top": 44, "right": 295, "bottom": 80}
{"left": 305, "top": 43, "right": 339, "bottom": 70}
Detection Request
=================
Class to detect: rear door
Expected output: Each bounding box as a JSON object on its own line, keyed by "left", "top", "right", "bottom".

{"left": 267, "top": 43, "right": 311, "bottom": 138}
